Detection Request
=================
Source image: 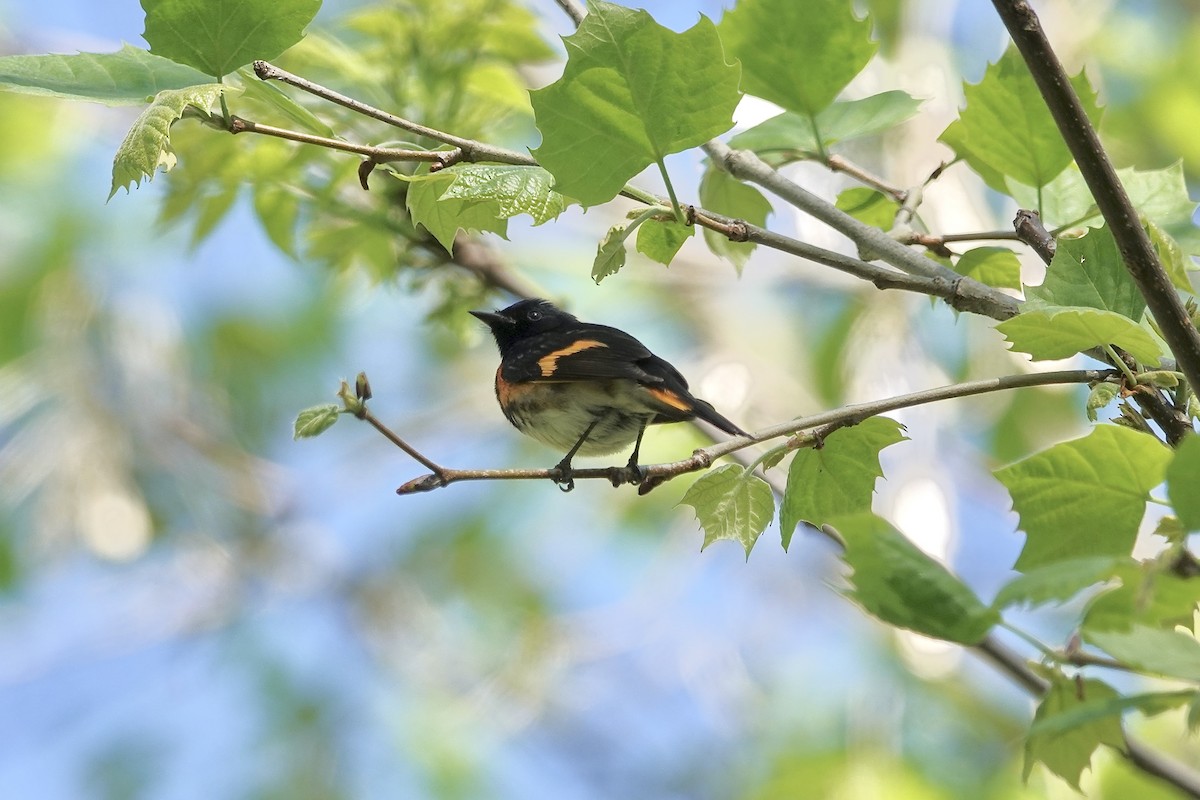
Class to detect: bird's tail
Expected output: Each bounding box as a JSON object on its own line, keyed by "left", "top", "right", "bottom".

{"left": 691, "top": 398, "right": 748, "bottom": 438}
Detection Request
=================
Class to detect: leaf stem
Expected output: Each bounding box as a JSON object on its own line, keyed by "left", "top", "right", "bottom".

{"left": 999, "top": 621, "right": 1056, "bottom": 659}
{"left": 1102, "top": 343, "right": 1138, "bottom": 386}
{"left": 655, "top": 159, "right": 684, "bottom": 223}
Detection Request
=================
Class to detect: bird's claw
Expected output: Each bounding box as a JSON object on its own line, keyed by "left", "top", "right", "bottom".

{"left": 607, "top": 464, "right": 645, "bottom": 487}
{"left": 550, "top": 463, "right": 576, "bottom": 492}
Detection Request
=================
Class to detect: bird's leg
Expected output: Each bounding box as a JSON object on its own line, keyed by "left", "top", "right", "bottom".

{"left": 609, "top": 417, "right": 651, "bottom": 487}
{"left": 552, "top": 415, "right": 603, "bottom": 492}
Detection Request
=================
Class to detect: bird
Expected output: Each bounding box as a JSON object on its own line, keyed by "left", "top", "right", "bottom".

{"left": 470, "top": 298, "right": 747, "bottom": 490}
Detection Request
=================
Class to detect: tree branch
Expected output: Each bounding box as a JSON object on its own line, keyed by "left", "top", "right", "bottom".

{"left": 702, "top": 139, "right": 1020, "bottom": 320}
{"left": 253, "top": 60, "right": 538, "bottom": 167}
{"left": 227, "top": 115, "right": 450, "bottom": 165}
{"left": 377, "top": 368, "right": 1115, "bottom": 493}
{"left": 825, "top": 154, "right": 907, "bottom": 200}
{"left": 553, "top": 0, "right": 586, "bottom": 25}
{"left": 1012, "top": 208, "right": 1193, "bottom": 444}
{"left": 1013, "top": 208, "right": 1057, "bottom": 262}
{"left": 991, "top": 0, "right": 1200, "bottom": 399}
{"left": 244, "top": 64, "right": 1016, "bottom": 317}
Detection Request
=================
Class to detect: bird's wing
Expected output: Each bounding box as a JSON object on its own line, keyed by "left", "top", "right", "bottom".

{"left": 502, "top": 324, "right": 667, "bottom": 384}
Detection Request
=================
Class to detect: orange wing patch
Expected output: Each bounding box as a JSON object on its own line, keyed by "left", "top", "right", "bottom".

{"left": 647, "top": 386, "right": 693, "bottom": 413}
{"left": 537, "top": 339, "right": 607, "bottom": 377}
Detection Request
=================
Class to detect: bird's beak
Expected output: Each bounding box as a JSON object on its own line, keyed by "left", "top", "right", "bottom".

{"left": 469, "top": 309, "right": 516, "bottom": 330}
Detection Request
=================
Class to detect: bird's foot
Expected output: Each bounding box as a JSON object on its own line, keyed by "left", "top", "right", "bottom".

{"left": 607, "top": 463, "right": 645, "bottom": 487}
{"left": 550, "top": 460, "right": 576, "bottom": 492}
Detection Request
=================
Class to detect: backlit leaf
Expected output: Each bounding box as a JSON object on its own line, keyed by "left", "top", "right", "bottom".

{"left": 719, "top": 0, "right": 876, "bottom": 115}
{"left": 531, "top": 0, "right": 740, "bottom": 206}
{"left": 780, "top": 417, "right": 907, "bottom": 549}
{"left": 995, "top": 306, "right": 1163, "bottom": 365}
{"left": 680, "top": 465, "right": 775, "bottom": 557}
{"left": 142, "top": 0, "right": 321, "bottom": 77}
{"left": 0, "top": 43, "right": 210, "bottom": 105}
{"left": 994, "top": 425, "right": 1171, "bottom": 569}
{"left": 109, "top": 83, "right": 228, "bottom": 198}
{"left": 833, "top": 512, "right": 998, "bottom": 644}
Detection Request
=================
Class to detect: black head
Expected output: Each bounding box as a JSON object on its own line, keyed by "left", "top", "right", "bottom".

{"left": 470, "top": 298, "right": 577, "bottom": 351}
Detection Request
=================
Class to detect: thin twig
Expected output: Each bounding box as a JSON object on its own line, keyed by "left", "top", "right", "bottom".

{"left": 826, "top": 154, "right": 906, "bottom": 200}
{"left": 992, "top": 0, "right": 1200, "bottom": 400}
{"left": 228, "top": 115, "right": 450, "bottom": 164}
{"left": 938, "top": 230, "right": 1022, "bottom": 243}
{"left": 253, "top": 60, "right": 538, "bottom": 167}
{"left": 384, "top": 368, "right": 1115, "bottom": 493}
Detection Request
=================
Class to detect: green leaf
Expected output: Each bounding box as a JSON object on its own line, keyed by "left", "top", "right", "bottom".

{"left": 994, "top": 425, "right": 1172, "bottom": 569}
{"left": 679, "top": 465, "right": 775, "bottom": 557}
{"left": 698, "top": 167, "right": 772, "bottom": 271}
{"left": 1085, "top": 382, "right": 1119, "bottom": 422}
{"left": 719, "top": 0, "right": 876, "bottom": 115}
{"left": 402, "top": 169, "right": 510, "bottom": 252}
{"left": 1146, "top": 219, "right": 1196, "bottom": 294}
{"left": 995, "top": 306, "right": 1163, "bottom": 365}
{"left": 592, "top": 222, "right": 631, "bottom": 283}
{"left": 635, "top": 218, "right": 694, "bottom": 265}
{"left": 1011, "top": 162, "right": 1199, "bottom": 248}
{"left": 142, "top": 0, "right": 321, "bottom": 77}
{"left": 530, "top": 0, "right": 740, "bottom": 206}
{"left": 1028, "top": 690, "right": 1192, "bottom": 738}
{"left": 253, "top": 183, "right": 302, "bottom": 257}
{"left": 0, "top": 43, "right": 211, "bottom": 105}
{"left": 939, "top": 118, "right": 1008, "bottom": 195}
{"left": 1026, "top": 226, "right": 1144, "bottom": 321}
{"left": 1168, "top": 434, "right": 1200, "bottom": 532}
{"left": 992, "top": 556, "right": 1126, "bottom": 610}
{"left": 942, "top": 45, "right": 1101, "bottom": 190}
{"left": 109, "top": 83, "right": 227, "bottom": 198}
{"left": 780, "top": 417, "right": 908, "bottom": 549}
{"left": 293, "top": 404, "right": 340, "bottom": 439}
{"left": 1083, "top": 560, "right": 1200, "bottom": 632}
{"left": 1085, "top": 625, "right": 1200, "bottom": 682}
{"left": 729, "top": 91, "right": 921, "bottom": 163}
{"left": 835, "top": 188, "right": 898, "bottom": 230}
{"left": 952, "top": 246, "right": 1021, "bottom": 291}
{"left": 1023, "top": 674, "right": 1125, "bottom": 790}
{"left": 439, "top": 164, "right": 570, "bottom": 226}
{"left": 832, "top": 512, "right": 999, "bottom": 644}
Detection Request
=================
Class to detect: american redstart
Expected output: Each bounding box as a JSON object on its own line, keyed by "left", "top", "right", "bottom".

{"left": 471, "top": 298, "right": 747, "bottom": 490}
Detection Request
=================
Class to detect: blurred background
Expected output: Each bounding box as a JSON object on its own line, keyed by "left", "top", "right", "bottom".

{"left": 0, "top": 0, "right": 1198, "bottom": 797}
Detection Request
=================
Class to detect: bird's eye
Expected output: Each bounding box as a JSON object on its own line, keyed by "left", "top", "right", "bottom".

{"left": 527, "top": 310, "right": 542, "bottom": 321}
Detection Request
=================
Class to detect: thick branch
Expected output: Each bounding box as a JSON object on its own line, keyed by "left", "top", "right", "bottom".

{"left": 692, "top": 208, "right": 1009, "bottom": 316}
{"left": 992, "top": 0, "right": 1200, "bottom": 398}
{"left": 702, "top": 139, "right": 1020, "bottom": 320}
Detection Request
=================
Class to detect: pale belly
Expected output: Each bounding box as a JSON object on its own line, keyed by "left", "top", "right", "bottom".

{"left": 504, "top": 381, "right": 658, "bottom": 456}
